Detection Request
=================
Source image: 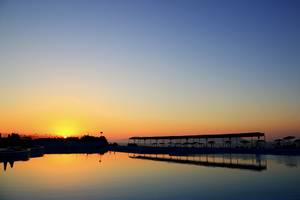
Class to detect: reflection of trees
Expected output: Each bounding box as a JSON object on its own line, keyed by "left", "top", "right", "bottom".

{"left": 274, "top": 139, "right": 282, "bottom": 148}
{"left": 2, "top": 160, "right": 15, "bottom": 171}
{"left": 295, "top": 139, "right": 300, "bottom": 148}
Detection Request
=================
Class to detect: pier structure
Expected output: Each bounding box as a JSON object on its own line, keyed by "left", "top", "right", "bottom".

{"left": 129, "top": 132, "right": 265, "bottom": 149}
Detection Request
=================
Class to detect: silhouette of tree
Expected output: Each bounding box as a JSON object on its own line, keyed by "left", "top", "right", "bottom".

{"left": 294, "top": 139, "right": 300, "bottom": 148}
{"left": 7, "top": 133, "right": 21, "bottom": 146}
{"left": 274, "top": 139, "right": 282, "bottom": 148}
{"left": 283, "top": 136, "right": 295, "bottom": 140}
{"left": 283, "top": 136, "right": 295, "bottom": 148}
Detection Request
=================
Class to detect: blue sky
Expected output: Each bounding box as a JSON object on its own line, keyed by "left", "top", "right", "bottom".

{"left": 0, "top": 0, "right": 299, "bottom": 138}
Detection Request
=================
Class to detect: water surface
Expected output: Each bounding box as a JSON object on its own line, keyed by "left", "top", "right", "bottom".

{"left": 1, "top": 152, "right": 300, "bottom": 200}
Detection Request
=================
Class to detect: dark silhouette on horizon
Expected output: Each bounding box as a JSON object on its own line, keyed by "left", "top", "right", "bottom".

{"left": 0, "top": 133, "right": 108, "bottom": 152}
{"left": 0, "top": 133, "right": 109, "bottom": 171}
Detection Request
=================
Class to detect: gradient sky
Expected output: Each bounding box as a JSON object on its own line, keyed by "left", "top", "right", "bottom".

{"left": 0, "top": 0, "right": 299, "bottom": 140}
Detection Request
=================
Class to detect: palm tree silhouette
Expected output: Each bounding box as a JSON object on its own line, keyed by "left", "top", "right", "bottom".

{"left": 294, "top": 139, "right": 300, "bottom": 148}
{"left": 283, "top": 136, "right": 295, "bottom": 147}
{"left": 274, "top": 139, "right": 282, "bottom": 148}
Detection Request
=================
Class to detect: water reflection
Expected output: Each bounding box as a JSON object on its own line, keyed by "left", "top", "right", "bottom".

{"left": 0, "top": 153, "right": 268, "bottom": 172}
{"left": 3, "top": 152, "right": 300, "bottom": 172}
{"left": 129, "top": 153, "right": 267, "bottom": 171}
{"left": 0, "top": 152, "right": 105, "bottom": 171}
{"left": 273, "top": 155, "right": 300, "bottom": 168}
{"left": 4, "top": 152, "right": 300, "bottom": 171}
{"left": 0, "top": 157, "right": 29, "bottom": 171}
{"left": 1, "top": 153, "right": 300, "bottom": 200}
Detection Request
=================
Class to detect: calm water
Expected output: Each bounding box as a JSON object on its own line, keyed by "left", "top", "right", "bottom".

{"left": 1, "top": 152, "right": 300, "bottom": 200}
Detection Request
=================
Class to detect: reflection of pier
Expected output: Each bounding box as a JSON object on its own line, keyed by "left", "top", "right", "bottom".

{"left": 130, "top": 154, "right": 267, "bottom": 171}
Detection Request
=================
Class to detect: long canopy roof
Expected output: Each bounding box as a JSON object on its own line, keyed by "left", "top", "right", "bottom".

{"left": 129, "top": 132, "right": 265, "bottom": 140}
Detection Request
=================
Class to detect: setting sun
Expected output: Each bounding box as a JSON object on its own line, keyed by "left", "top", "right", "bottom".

{"left": 55, "top": 126, "right": 77, "bottom": 138}
{"left": 52, "top": 120, "right": 80, "bottom": 138}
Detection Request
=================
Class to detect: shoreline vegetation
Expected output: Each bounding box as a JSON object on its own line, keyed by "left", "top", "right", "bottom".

{"left": 0, "top": 133, "right": 109, "bottom": 163}
{"left": 0, "top": 133, "right": 109, "bottom": 171}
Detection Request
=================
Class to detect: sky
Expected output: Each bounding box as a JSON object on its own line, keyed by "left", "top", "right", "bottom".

{"left": 0, "top": 0, "right": 299, "bottom": 140}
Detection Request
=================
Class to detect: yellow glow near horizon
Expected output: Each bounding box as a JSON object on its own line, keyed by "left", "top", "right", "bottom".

{"left": 52, "top": 120, "right": 80, "bottom": 138}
